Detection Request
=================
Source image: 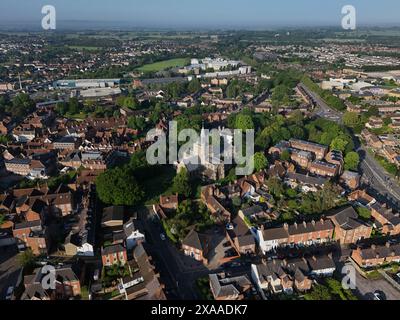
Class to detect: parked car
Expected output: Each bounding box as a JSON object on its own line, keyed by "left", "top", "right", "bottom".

{"left": 5, "top": 286, "right": 14, "bottom": 300}
{"left": 373, "top": 290, "right": 385, "bottom": 300}
{"left": 160, "top": 233, "right": 166, "bottom": 241}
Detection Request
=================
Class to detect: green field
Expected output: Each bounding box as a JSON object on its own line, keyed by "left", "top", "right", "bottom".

{"left": 136, "top": 58, "right": 189, "bottom": 72}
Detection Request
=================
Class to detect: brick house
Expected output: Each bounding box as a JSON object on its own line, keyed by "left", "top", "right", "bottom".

{"left": 101, "top": 243, "right": 128, "bottom": 267}
{"left": 351, "top": 243, "right": 400, "bottom": 268}
{"left": 13, "top": 220, "right": 49, "bottom": 255}
{"left": 181, "top": 229, "right": 210, "bottom": 265}
{"left": 257, "top": 218, "right": 334, "bottom": 254}
{"left": 329, "top": 206, "right": 372, "bottom": 244}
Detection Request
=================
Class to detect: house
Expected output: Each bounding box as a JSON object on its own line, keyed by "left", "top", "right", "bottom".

{"left": 308, "top": 160, "right": 339, "bottom": 177}
{"left": 153, "top": 194, "right": 179, "bottom": 219}
{"left": 130, "top": 244, "right": 166, "bottom": 300}
{"left": 340, "top": 171, "right": 361, "bottom": 190}
{"left": 370, "top": 202, "right": 400, "bottom": 236}
{"left": 102, "top": 206, "right": 124, "bottom": 228}
{"left": 251, "top": 260, "right": 293, "bottom": 295}
{"left": 289, "top": 139, "right": 328, "bottom": 160}
{"left": 351, "top": 243, "right": 400, "bottom": 268}
{"left": 238, "top": 205, "right": 269, "bottom": 222}
{"left": 227, "top": 216, "right": 256, "bottom": 255}
{"left": 181, "top": 229, "right": 210, "bottom": 265}
{"left": 307, "top": 254, "right": 336, "bottom": 277}
{"left": 285, "top": 172, "right": 327, "bottom": 193}
{"left": 21, "top": 266, "right": 81, "bottom": 300}
{"left": 124, "top": 218, "right": 145, "bottom": 250}
{"left": 256, "top": 218, "right": 334, "bottom": 254}
{"left": 329, "top": 206, "right": 372, "bottom": 244}
{"left": 13, "top": 220, "right": 49, "bottom": 255}
{"left": 101, "top": 243, "right": 128, "bottom": 267}
{"left": 209, "top": 273, "right": 252, "bottom": 300}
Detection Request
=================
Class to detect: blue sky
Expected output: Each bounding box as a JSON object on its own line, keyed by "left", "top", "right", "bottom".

{"left": 0, "top": 0, "right": 399, "bottom": 28}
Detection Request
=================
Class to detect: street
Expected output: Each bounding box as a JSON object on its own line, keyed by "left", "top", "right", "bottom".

{"left": 301, "top": 83, "right": 400, "bottom": 210}
{"left": 0, "top": 245, "right": 21, "bottom": 300}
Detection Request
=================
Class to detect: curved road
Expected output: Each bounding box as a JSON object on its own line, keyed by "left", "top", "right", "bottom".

{"left": 300, "top": 83, "right": 400, "bottom": 210}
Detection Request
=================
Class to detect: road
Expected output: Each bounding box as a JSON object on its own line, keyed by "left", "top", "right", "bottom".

{"left": 0, "top": 245, "right": 21, "bottom": 300}
{"left": 300, "top": 83, "right": 400, "bottom": 209}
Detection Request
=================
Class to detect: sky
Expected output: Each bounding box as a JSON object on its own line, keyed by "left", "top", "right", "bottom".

{"left": 0, "top": 0, "right": 399, "bottom": 29}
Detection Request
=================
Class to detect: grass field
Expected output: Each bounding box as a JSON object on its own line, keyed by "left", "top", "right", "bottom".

{"left": 136, "top": 58, "right": 189, "bottom": 72}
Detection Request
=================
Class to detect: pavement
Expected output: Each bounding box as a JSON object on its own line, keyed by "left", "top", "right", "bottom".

{"left": 0, "top": 245, "right": 21, "bottom": 300}
{"left": 352, "top": 267, "right": 400, "bottom": 300}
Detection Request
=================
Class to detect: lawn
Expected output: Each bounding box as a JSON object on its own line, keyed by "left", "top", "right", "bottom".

{"left": 136, "top": 58, "right": 189, "bottom": 72}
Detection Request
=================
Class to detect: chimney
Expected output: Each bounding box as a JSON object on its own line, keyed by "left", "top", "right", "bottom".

{"left": 284, "top": 223, "right": 289, "bottom": 230}
{"left": 311, "top": 220, "right": 316, "bottom": 226}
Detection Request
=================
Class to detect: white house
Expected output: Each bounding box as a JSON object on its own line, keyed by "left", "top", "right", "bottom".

{"left": 124, "top": 219, "right": 145, "bottom": 250}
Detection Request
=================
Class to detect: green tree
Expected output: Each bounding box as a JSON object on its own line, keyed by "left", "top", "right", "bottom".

{"left": 172, "top": 167, "right": 191, "bottom": 198}
{"left": 18, "top": 248, "right": 36, "bottom": 269}
{"left": 343, "top": 112, "right": 360, "bottom": 128}
{"left": 253, "top": 152, "right": 268, "bottom": 172}
{"left": 188, "top": 78, "right": 201, "bottom": 93}
{"left": 235, "top": 114, "right": 254, "bottom": 131}
{"left": 344, "top": 151, "right": 360, "bottom": 171}
{"left": 280, "top": 149, "right": 291, "bottom": 161}
{"left": 330, "top": 137, "right": 348, "bottom": 152}
{"left": 123, "top": 96, "right": 139, "bottom": 110}
{"left": 96, "top": 167, "right": 144, "bottom": 206}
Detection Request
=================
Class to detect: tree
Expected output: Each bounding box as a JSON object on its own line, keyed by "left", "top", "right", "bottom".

{"left": 96, "top": 167, "right": 144, "bottom": 206}
{"left": 127, "top": 116, "right": 146, "bottom": 131}
{"left": 18, "top": 248, "right": 36, "bottom": 269}
{"left": 235, "top": 114, "right": 254, "bottom": 131}
{"left": 281, "top": 149, "right": 291, "bottom": 161}
{"left": 343, "top": 112, "right": 360, "bottom": 128}
{"left": 330, "top": 137, "right": 348, "bottom": 152}
{"left": 344, "top": 151, "right": 360, "bottom": 171}
{"left": 188, "top": 78, "right": 201, "bottom": 93}
{"left": 123, "top": 96, "right": 139, "bottom": 110}
{"left": 266, "top": 177, "right": 284, "bottom": 199}
{"left": 172, "top": 167, "right": 191, "bottom": 197}
{"left": 253, "top": 152, "right": 268, "bottom": 172}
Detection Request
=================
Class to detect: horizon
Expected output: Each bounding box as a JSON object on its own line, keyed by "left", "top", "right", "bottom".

{"left": 0, "top": 0, "right": 400, "bottom": 30}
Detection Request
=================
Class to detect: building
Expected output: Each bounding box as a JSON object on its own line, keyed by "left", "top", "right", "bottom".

{"left": 21, "top": 266, "right": 81, "bottom": 300}
{"left": 227, "top": 216, "right": 256, "bottom": 255}
{"left": 209, "top": 273, "right": 252, "bottom": 300}
{"left": 101, "top": 243, "right": 128, "bottom": 267}
{"left": 256, "top": 218, "right": 334, "bottom": 254}
{"left": 370, "top": 202, "right": 400, "bottom": 236}
{"left": 181, "top": 229, "right": 210, "bottom": 265}
{"left": 351, "top": 243, "right": 400, "bottom": 268}
{"left": 309, "top": 160, "right": 339, "bottom": 177}
{"left": 340, "top": 171, "right": 361, "bottom": 190}
{"left": 329, "top": 206, "right": 372, "bottom": 244}
{"left": 13, "top": 220, "right": 49, "bottom": 255}
{"left": 289, "top": 139, "right": 328, "bottom": 160}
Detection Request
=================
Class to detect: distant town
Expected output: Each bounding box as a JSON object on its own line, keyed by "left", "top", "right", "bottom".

{"left": 1, "top": 27, "right": 400, "bottom": 302}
